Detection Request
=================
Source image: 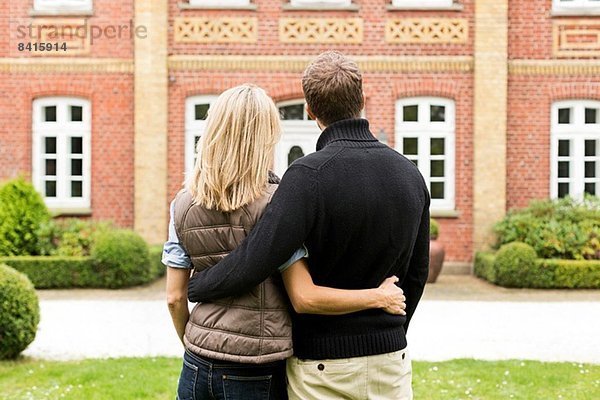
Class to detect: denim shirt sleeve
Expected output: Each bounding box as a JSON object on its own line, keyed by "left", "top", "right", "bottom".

{"left": 278, "top": 246, "right": 308, "bottom": 273}
{"left": 161, "top": 200, "right": 193, "bottom": 269}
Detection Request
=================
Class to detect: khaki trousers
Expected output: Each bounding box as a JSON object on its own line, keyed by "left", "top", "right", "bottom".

{"left": 286, "top": 349, "right": 413, "bottom": 400}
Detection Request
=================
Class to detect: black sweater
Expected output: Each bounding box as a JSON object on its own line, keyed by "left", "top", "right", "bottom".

{"left": 188, "top": 118, "right": 430, "bottom": 360}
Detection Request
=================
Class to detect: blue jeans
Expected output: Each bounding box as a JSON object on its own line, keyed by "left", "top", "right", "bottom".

{"left": 177, "top": 350, "right": 288, "bottom": 400}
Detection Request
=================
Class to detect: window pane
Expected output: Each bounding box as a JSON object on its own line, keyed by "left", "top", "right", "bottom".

{"left": 288, "top": 146, "right": 305, "bottom": 166}
{"left": 44, "top": 106, "right": 57, "bottom": 122}
{"left": 403, "top": 138, "right": 418, "bottom": 155}
{"left": 430, "top": 105, "right": 446, "bottom": 122}
{"left": 71, "top": 137, "right": 83, "bottom": 154}
{"left": 558, "top": 182, "right": 569, "bottom": 198}
{"left": 403, "top": 105, "right": 418, "bottom": 122}
{"left": 71, "top": 159, "right": 83, "bottom": 176}
{"left": 585, "top": 183, "right": 596, "bottom": 196}
{"left": 71, "top": 181, "right": 83, "bottom": 198}
{"left": 195, "top": 104, "right": 210, "bottom": 121}
{"left": 430, "top": 182, "right": 445, "bottom": 199}
{"left": 70, "top": 106, "right": 83, "bottom": 122}
{"left": 558, "top": 161, "right": 570, "bottom": 178}
{"left": 585, "top": 108, "right": 598, "bottom": 124}
{"left": 585, "top": 161, "right": 596, "bottom": 178}
{"left": 44, "top": 137, "right": 56, "bottom": 154}
{"left": 430, "top": 138, "right": 445, "bottom": 155}
{"left": 45, "top": 159, "right": 56, "bottom": 176}
{"left": 431, "top": 160, "right": 445, "bottom": 177}
{"left": 410, "top": 159, "right": 418, "bottom": 167}
{"left": 558, "top": 108, "right": 571, "bottom": 124}
{"left": 45, "top": 181, "right": 56, "bottom": 197}
{"left": 279, "top": 104, "right": 304, "bottom": 120}
{"left": 558, "top": 140, "right": 570, "bottom": 157}
{"left": 585, "top": 140, "right": 597, "bottom": 157}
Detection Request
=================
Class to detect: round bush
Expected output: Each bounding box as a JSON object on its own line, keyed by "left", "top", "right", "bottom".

{"left": 91, "top": 229, "right": 151, "bottom": 288}
{"left": 430, "top": 218, "right": 440, "bottom": 240}
{"left": 0, "top": 264, "right": 40, "bottom": 359}
{"left": 0, "top": 178, "right": 51, "bottom": 256}
{"left": 494, "top": 242, "right": 538, "bottom": 287}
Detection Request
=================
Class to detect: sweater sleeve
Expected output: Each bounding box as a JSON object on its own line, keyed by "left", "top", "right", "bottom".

{"left": 187, "top": 165, "right": 318, "bottom": 302}
{"left": 401, "top": 197, "right": 430, "bottom": 332}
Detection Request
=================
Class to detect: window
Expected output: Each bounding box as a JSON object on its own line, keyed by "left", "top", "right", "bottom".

{"left": 189, "top": 0, "right": 250, "bottom": 7}
{"left": 551, "top": 100, "right": 600, "bottom": 200}
{"left": 290, "top": 0, "right": 352, "bottom": 7}
{"left": 275, "top": 100, "right": 321, "bottom": 176}
{"left": 553, "top": 0, "right": 600, "bottom": 12}
{"left": 32, "top": 98, "right": 91, "bottom": 211}
{"left": 33, "top": 0, "right": 93, "bottom": 12}
{"left": 395, "top": 98, "right": 456, "bottom": 210}
{"left": 185, "top": 95, "right": 217, "bottom": 177}
{"left": 391, "top": 0, "right": 453, "bottom": 8}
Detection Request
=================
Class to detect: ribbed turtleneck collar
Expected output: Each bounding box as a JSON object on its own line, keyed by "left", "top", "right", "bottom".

{"left": 316, "top": 118, "right": 378, "bottom": 151}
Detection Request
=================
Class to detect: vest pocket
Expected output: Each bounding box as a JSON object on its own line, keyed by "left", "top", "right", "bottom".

{"left": 222, "top": 374, "right": 272, "bottom": 400}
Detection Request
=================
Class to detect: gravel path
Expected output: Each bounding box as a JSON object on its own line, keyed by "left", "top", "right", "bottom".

{"left": 23, "top": 299, "right": 600, "bottom": 363}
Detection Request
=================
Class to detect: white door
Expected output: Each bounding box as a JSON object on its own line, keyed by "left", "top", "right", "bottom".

{"left": 275, "top": 101, "right": 321, "bottom": 176}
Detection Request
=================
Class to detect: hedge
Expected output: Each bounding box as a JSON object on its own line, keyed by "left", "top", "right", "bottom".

{"left": 0, "top": 245, "right": 165, "bottom": 289}
{"left": 475, "top": 249, "right": 600, "bottom": 289}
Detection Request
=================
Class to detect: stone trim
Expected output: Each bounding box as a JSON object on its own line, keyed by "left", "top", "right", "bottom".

{"left": 0, "top": 58, "right": 134, "bottom": 73}
{"left": 552, "top": 19, "right": 600, "bottom": 58}
{"left": 385, "top": 18, "right": 468, "bottom": 44}
{"left": 279, "top": 18, "right": 363, "bottom": 44}
{"left": 174, "top": 17, "right": 258, "bottom": 43}
{"left": 510, "top": 59, "right": 600, "bottom": 75}
{"left": 168, "top": 55, "right": 474, "bottom": 73}
{"left": 386, "top": 4, "right": 464, "bottom": 12}
{"left": 281, "top": 4, "right": 360, "bottom": 11}
{"left": 177, "top": 2, "right": 257, "bottom": 10}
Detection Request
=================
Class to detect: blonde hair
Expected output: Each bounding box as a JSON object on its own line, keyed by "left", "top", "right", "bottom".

{"left": 187, "top": 84, "right": 281, "bottom": 212}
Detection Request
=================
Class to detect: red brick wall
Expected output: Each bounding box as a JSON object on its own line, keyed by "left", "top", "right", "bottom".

{"left": 507, "top": 77, "right": 600, "bottom": 210}
{"left": 169, "top": 0, "right": 474, "bottom": 56}
{"left": 0, "top": 73, "right": 135, "bottom": 227}
{"left": 509, "top": 0, "right": 554, "bottom": 60}
{"left": 167, "top": 70, "right": 474, "bottom": 262}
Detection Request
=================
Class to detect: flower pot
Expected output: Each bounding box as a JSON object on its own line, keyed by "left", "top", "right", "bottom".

{"left": 428, "top": 239, "right": 446, "bottom": 283}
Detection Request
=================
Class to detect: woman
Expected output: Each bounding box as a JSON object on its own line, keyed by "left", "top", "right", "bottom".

{"left": 163, "top": 84, "right": 406, "bottom": 400}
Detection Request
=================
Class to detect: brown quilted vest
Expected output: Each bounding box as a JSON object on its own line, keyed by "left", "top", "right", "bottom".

{"left": 173, "top": 183, "right": 293, "bottom": 364}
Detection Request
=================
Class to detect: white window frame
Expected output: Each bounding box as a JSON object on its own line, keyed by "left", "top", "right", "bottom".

{"left": 34, "top": 0, "right": 93, "bottom": 12}
{"left": 395, "top": 97, "right": 456, "bottom": 211}
{"left": 189, "top": 0, "right": 250, "bottom": 7}
{"left": 553, "top": 0, "right": 600, "bottom": 12}
{"left": 290, "top": 0, "right": 352, "bottom": 7}
{"left": 32, "top": 97, "right": 91, "bottom": 212}
{"left": 551, "top": 100, "right": 600, "bottom": 200}
{"left": 391, "top": 0, "right": 453, "bottom": 8}
{"left": 185, "top": 95, "right": 218, "bottom": 178}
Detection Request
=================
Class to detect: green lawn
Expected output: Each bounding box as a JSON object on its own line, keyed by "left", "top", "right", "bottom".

{"left": 0, "top": 357, "right": 598, "bottom": 399}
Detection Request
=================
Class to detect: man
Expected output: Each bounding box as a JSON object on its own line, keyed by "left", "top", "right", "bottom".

{"left": 188, "top": 51, "right": 430, "bottom": 399}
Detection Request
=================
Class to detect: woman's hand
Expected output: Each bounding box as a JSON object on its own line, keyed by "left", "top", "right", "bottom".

{"left": 376, "top": 276, "right": 406, "bottom": 315}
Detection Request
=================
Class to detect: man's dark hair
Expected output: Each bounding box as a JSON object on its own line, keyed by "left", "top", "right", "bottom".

{"left": 302, "top": 51, "right": 363, "bottom": 126}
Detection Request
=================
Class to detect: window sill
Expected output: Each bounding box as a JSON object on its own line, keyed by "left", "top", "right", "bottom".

{"left": 386, "top": 4, "right": 464, "bottom": 12}
{"left": 178, "top": 2, "right": 257, "bottom": 10}
{"left": 29, "top": 9, "right": 94, "bottom": 17}
{"left": 282, "top": 4, "right": 360, "bottom": 11}
{"left": 551, "top": 9, "right": 600, "bottom": 17}
{"left": 430, "top": 209, "right": 460, "bottom": 219}
{"left": 50, "top": 207, "right": 92, "bottom": 217}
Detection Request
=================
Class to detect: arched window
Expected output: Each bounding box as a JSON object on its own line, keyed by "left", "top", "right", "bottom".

{"left": 275, "top": 100, "right": 320, "bottom": 176}
{"left": 395, "top": 97, "right": 456, "bottom": 211}
{"left": 185, "top": 95, "right": 217, "bottom": 177}
{"left": 32, "top": 97, "right": 91, "bottom": 211}
{"left": 551, "top": 100, "right": 600, "bottom": 199}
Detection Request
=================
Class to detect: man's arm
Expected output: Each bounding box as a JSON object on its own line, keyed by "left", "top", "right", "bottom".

{"left": 188, "top": 165, "right": 318, "bottom": 302}
{"left": 400, "top": 198, "right": 430, "bottom": 332}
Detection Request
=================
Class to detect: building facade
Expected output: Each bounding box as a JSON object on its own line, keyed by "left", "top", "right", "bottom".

{"left": 1, "top": 0, "right": 599, "bottom": 267}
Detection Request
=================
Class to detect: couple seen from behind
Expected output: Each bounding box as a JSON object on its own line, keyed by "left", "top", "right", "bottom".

{"left": 163, "top": 51, "right": 430, "bottom": 400}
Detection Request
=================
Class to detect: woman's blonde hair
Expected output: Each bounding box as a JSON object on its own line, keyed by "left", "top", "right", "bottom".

{"left": 187, "top": 84, "right": 281, "bottom": 212}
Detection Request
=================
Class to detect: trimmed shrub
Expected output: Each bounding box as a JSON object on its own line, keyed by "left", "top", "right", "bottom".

{"left": 493, "top": 242, "right": 538, "bottom": 287}
{"left": 37, "top": 219, "right": 112, "bottom": 257}
{"left": 430, "top": 218, "right": 440, "bottom": 240}
{"left": 148, "top": 245, "right": 166, "bottom": 280}
{"left": 474, "top": 252, "right": 497, "bottom": 283}
{"left": 494, "top": 197, "right": 600, "bottom": 260}
{"left": 0, "top": 178, "right": 51, "bottom": 256}
{"left": 0, "top": 256, "right": 96, "bottom": 289}
{"left": 91, "top": 229, "right": 151, "bottom": 288}
{"left": 0, "top": 264, "right": 40, "bottom": 359}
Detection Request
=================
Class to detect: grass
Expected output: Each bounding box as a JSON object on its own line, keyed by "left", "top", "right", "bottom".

{"left": 0, "top": 357, "right": 598, "bottom": 399}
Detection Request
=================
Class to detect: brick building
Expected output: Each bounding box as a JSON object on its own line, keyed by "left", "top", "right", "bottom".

{"left": 1, "top": 0, "right": 599, "bottom": 268}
